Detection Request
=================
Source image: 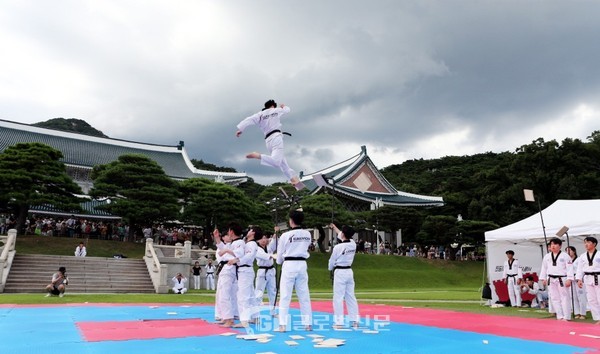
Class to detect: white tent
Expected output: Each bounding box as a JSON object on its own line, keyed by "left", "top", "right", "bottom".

{"left": 484, "top": 199, "right": 600, "bottom": 301}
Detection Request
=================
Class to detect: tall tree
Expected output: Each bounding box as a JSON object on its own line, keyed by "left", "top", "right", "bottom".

{"left": 179, "top": 177, "right": 256, "bottom": 237}
{"left": 89, "top": 154, "right": 180, "bottom": 237}
{"left": 0, "top": 143, "right": 82, "bottom": 234}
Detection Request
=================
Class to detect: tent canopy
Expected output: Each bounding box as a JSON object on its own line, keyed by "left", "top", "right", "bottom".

{"left": 485, "top": 199, "right": 600, "bottom": 242}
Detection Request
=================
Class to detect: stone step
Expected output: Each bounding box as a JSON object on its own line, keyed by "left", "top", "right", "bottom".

{"left": 4, "top": 254, "right": 155, "bottom": 293}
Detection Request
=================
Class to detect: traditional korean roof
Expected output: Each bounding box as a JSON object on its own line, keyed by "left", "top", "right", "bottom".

{"left": 29, "top": 199, "right": 121, "bottom": 220}
{"left": 300, "top": 146, "right": 444, "bottom": 207}
{"left": 0, "top": 119, "right": 247, "bottom": 184}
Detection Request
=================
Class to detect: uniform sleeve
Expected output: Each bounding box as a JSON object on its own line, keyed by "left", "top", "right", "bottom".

{"left": 238, "top": 242, "right": 257, "bottom": 264}
{"left": 516, "top": 260, "right": 523, "bottom": 278}
{"left": 276, "top": 235, "right": 287, "bottom": 265}
{"left": 328, "top": 245, "right": 340, "bottom": 271}
{"left": 575, "top": 256, "right": 584, "bottom": 281}
{"left": 539, "top": 256, "right": 547, "bottom": 280}
{"left": 236, "top": 112, "right": 260, "bottom": 132}
{"left": 255, "top": 247, "right": 271, "bottom": 261}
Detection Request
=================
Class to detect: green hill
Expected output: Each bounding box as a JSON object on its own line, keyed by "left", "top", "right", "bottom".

{"left": 32, "top": 118, "right": 108, "bottom": 138}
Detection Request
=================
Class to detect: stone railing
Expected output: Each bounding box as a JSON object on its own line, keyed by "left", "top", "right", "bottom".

{"left": 0, "top": 229, "right": 17, "bottom": 292}
{"left": 144, "top": 238, "right": 169, "bottom": 293}
{"left": 144, "top": 239, "right": 217, "bottom": 293}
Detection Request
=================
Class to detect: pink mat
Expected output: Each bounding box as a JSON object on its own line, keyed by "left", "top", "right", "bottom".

{"left": 77, "top": 318, "right": 237, "bottom": 342}
{"left": 304, "top": 301, "right": 600, "bottom": 351}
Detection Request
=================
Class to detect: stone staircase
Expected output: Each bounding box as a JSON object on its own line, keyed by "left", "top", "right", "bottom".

{"left": 3, "top": 254, "right": 155, "bottom": 293}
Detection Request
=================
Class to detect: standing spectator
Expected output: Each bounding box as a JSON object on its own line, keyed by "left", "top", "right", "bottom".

{"left": 45, "top": 267, "right": 68, "bottom": 297}
{"left": 205, "top": 259, "right": 216, "bottom": 290}
{"left": 191, "top": 261, "right": 202, "bottom": 290}
{"left": 74, "top": 242, "right": 87, "bottom": 257}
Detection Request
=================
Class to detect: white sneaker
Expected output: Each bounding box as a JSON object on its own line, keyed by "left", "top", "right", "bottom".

{"left": 45, "top": 293, "right": 51, "bottom": 297}
{"left": 59, "top": 293, "right": 64, "bottom": 298}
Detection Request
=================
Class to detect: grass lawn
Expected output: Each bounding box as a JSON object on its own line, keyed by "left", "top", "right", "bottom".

{"left": 7, "top": 234, "right": 597, "bottom": 324}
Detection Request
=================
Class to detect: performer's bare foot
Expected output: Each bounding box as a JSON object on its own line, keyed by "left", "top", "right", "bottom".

{"left": 232, "top": 321, "right": 249, "bottom": 328}
{"left": 246, "top": 152, "right": 261, "bottom": 159}
{"left": 305, "top": 325, "right": 313, "bottom": 331}
{"left": 351, "top": 321, "right": 359, "bottom": 329}
{"left": 290, "top": 176, "right": 300, "bottom": 184}
{"left": 220, "top": 319, "right": 234, "bottom": 327}
{"left": 275, "top": 325, "right": 286, "bottom": 332}
{"left": 332, "top": 324, "right": 344, "bottom": 329}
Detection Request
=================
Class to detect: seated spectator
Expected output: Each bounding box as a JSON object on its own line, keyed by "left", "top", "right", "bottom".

{"left": 45, "top": 266, "right": 68, "bottom": 297}
{"left": 520, "top": 276, "right": 548, "bottom": 308}
{"left": 74, "top": 242, "right": 87, "bottom": 257}
{"left": 172, "top": 273, "right": 188, "bottom": 294}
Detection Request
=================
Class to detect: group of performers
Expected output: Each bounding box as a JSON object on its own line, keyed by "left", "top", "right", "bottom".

{"left": 211, "top": 210, "right": 360, "bottom": 331}
{"left": 503, "top": 236, "right": 600, "bottom": 323}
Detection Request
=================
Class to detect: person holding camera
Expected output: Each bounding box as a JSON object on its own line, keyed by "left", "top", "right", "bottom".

{"left": 45, "top": 266, "right": 68, "bottom": 297}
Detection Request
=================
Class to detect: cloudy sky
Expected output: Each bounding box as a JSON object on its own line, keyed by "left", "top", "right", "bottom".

{"left": 1, "top": 1, "right": 599, "bottom": 184}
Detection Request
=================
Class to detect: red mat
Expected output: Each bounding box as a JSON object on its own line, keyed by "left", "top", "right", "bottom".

{"left": 77, "top": 318, "right": 237, "bottom": 342}
{"left": 304, "top": 301, "right": 600, "bottom": 351}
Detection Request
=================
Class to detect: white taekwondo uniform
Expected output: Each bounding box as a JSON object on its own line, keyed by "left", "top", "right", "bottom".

{"left": 540, "top": 251, "right": 574, "bottom": 320}
{"left": 502, "top": 257, "right": 523, "bottom": 307}
{"left": 576, "top": 249, "right": 600, "bottom": 320}
{"left": 216, "top": 238, "right": 245, "bottom": 320}
{"left": 205, "top": 262, "right": 216, "bottom": 291}
{"left": 328, "top": 237, "right": 359, "bottom": 326}
{"left": 571, "top": 256, "right": 588, "bottom": 317}
{"left": 255, "top": 237, "right": 277, "bottom": 315}
{"left": 236, "top": 105, "right": 295, "bottom": 181}
{"left": 236, "top": 239, "right": 258, "bottom": 323}
{"left": 276, "top": 227, "right": 313, "bottom": 328}
{"left": 171, "top": 276, "right": 188, "bottom": 294}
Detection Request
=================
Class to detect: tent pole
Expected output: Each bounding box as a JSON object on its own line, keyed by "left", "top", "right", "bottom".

{"left": 537, "top": 199, "right": 549, "bottom": 254}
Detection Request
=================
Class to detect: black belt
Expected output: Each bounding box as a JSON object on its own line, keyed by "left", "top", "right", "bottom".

{"left": 334, "top": 266, "right": 352, "bottom": 271}
{"left": 548, "top": 274, "right": 566, "bottom": 287}
{"left": 236, "top": 264, "right": 251, "bottom": 280}
{"left": 215, "top": 261, "right": 228, "bottom": 276}
{"left": 265, "top": 129, "right": 292, "bottom": 139}
{"left": 284, "top": 257, "right": 306, "bottom": 261}
{"left": 206, "top": 272, "right": 214, "bottom": 275}
{"left": 259, "top": 265, "right": 275, "bottom": 280}
{"left": 584, "top": 272, "right": 600, "bottom": 285}
{"left": 259, "top": 265, "right": 275, "bottom": 270}
{"left": 331, "top": 266, "right": 352, "bottom": 284}
{"left": 505, "top": 274, "right": 518, "bottom": 283}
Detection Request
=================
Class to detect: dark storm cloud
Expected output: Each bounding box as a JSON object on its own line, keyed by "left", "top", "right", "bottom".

{"left": 1, "top": 1, "right": 599, "bottom": 184}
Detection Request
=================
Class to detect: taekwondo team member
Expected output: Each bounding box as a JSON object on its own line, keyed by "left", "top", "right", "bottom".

{"left": 214, "top": 223, "right": 245, "bottom": 327}
{"left": 276, "top": 209, "right": 313, "bottom": 332}
{"left": 236, "top": 100, "right": 302, "bottom": 189}
{"left": 229, "top": 226, "right": 260, "bottom": 328}
{"left": 540, "top": 238, "right": 574, "bottom": 321}
{"left": 172, "top": 273, "right": 188, "bottom": 294}
{"left": 205, "top": 259, "right": 216, "bottom": 291}
{"left": 567, "top": 246, "right": 588, "bottom": 319}
{"left": 212, "top": 229, "right": 228, "bottom": 322}
{"left": 328, "top": 223, "right": 360, "bottom": 328}
{"left": 502, "top": 250, "right": 522, "bottom": 307}
{"left": 255, "top": 230, "right": 278, "bottom": 317}
{"left": 576, "top": 236, "right": 600, "bottom": 324}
